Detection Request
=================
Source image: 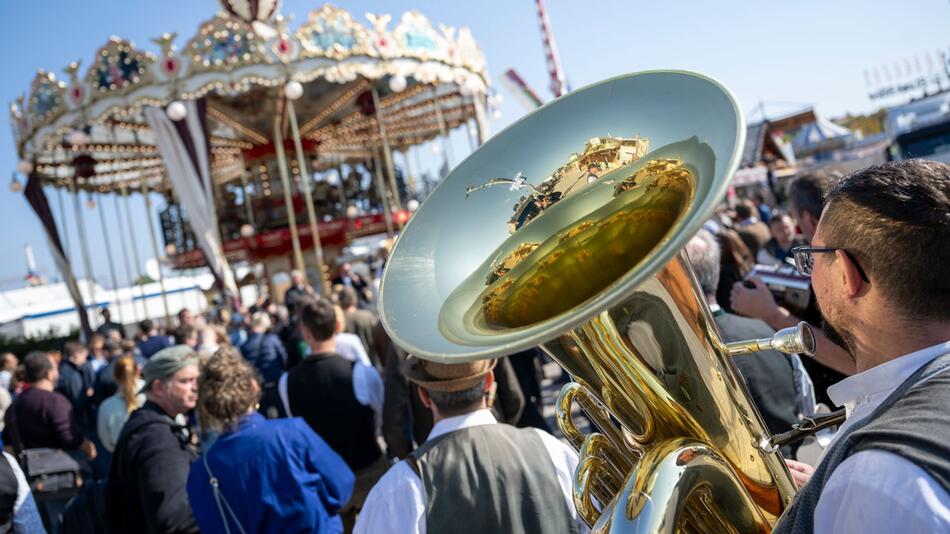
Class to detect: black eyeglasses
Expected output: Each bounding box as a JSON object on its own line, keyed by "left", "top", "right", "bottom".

{"left": 791, "top": 246, "right": 870, "bottom": 283}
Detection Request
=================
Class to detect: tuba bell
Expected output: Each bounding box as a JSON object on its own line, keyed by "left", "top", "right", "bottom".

{"left": 380, "top": 71, "right": 815, "bottom": 532}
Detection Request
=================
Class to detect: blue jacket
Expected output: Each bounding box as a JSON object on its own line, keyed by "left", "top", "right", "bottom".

{"left": 240, "top": 332, "right": 287, "bottom": 384}
{"left": 186, "top": 413, "right": 354, "bottom": 534}
{"left": 138, "top": 335, "right": 172, "bottom": 359}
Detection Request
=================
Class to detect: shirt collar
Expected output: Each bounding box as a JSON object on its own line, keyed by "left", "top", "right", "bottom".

{"left": 827, "top": 340, "right": 950, "bottom": 408}
{"left": 425, "top": 408, "right": 497, "bottom": 443}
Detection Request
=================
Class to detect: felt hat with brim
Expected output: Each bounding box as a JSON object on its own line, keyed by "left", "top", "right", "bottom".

{"left": 403, "top": 355, "right": 496, "bottom": 392}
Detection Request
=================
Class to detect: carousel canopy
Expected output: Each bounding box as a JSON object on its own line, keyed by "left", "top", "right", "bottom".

{"left": 9, "top": 2, "right": 490, "bottom": 195}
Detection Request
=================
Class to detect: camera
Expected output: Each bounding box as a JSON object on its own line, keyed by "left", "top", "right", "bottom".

{"left": 747, "top": 263, "right": 812, "bottom": 317}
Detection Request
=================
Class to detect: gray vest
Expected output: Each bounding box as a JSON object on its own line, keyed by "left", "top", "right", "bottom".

{"left": 774, "top": 352, "right": 950, "bottom": 533}
{"left": 408, "top": 423, "right": 579, "bottom": 534}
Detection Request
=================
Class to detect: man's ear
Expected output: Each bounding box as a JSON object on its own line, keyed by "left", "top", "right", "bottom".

{"left": 417, "top": 386, "right": 432, "bottom": 408}
{"left": 484, "top": 370, "right": 495, "bottom": 392}
{"left": 836, "top": 249, "right": 866, "bottom": 298}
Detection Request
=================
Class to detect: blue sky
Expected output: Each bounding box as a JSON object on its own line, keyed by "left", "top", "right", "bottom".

{"left": 2, "top": 0, "right": 948, "bottom": 288}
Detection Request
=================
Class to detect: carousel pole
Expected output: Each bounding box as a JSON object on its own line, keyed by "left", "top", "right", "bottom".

{"left": 69, "top": 179, "right": 99, "bottom": 329}
{"left": 114, "top": 190, "right": 140, "bottom": 322}
{"left": 430, "top": 87, "right": 454, "bottom": 167}
{"left": 401, "top": 150, "right": 418, "bottom": 198}
{"left": 95, "top": 192, "right": 124, "bottom": 327}
{"left": 370, "top": 147, "right": 395, "bottom": 238}
{"left": 286, "top": 96, "right": 331, "bottom": 295}
{"left": 472, "top": 92, "right": 491, "bottom": 146}
{"left": 273, "top": 117, "right": 306, "bottom": 274}
{"left": 121, "top": 184, "right": 149, "bottom": 321}
{"left": 370, "top": 86, "right": 403, "bottom": 211}
{"left": 336, "top": 164, "right": 349, "bottom": 212}
{"left": 56, "top": 187, "right": 72, "bottom": 258}
{"left": 141, "top": 184, "right": 172, "bottom": 327}
{"left": 240, "top": 170, "right": 256, "bottom": 228}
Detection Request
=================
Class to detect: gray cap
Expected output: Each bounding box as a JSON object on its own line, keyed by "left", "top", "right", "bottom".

{"left": 140, "top": 345, "right": 199, "bottom": 394}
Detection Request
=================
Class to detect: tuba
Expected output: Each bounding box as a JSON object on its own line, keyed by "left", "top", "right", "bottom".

{"left": 380, "top": 71, "right": 816, "bottom": 532}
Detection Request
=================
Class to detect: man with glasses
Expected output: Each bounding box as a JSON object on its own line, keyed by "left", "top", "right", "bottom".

{"left": 774, "top": 160, "right": 950, "bottom": 533}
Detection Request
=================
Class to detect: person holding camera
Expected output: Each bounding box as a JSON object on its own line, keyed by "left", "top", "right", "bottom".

{"left": 731, "top": 173, "right": 854, "bottom": 406}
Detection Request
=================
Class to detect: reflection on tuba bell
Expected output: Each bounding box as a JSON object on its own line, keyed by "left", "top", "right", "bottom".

{"left": 380, "top": 71, "right": 815, "bottom": 532}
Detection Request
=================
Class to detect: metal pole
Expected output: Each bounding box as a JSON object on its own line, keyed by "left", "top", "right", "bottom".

{"left": 121, "top": 185, "right": 149, "bottom": 320}
{"left": 336, "top": 164, "right": 349, "bottom": 212}
{"left": 472, "top": 93, "right": 491, "bottom": 145}
{"left": 370, "top": 146, "right": 395, "bottom": 238}
{"left": 273, "top": 117, "right": 306, "bottom": 273}
{"left": 56, "top": 187, "right": 71, "bottom": 259}
{"left": 431, "top": 87, "right": 454, "bottom": 168}
{"left": 69, "top": 180, "right": 98, "bottom": 329}
{"left": 142, "top": 185, "right": 172, "bottom": 327}
{"left": 96, "top": 192, "right": 124, "bottom": 327}
{"left": 240, "top": 170, "right": 256, "bottom": 228}
{"left": 287, "top": 99, "right": 330, "bottom": 294}
{"left": 370, "top": 86, "right": 403, "bottom": 211}
{"left": 115, "top": 187, "right": 145, "bottom": 321}
{"left": 401, "top": 149, "right": 418, "bottom": 198}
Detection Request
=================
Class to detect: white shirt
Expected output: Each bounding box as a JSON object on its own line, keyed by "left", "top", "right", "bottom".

{"left": 354, "top": 409, "right": 588, "bottom": 534}
{"left": 335, "top": 332, "right": 373, "bottom": 367}
{"left": 812, "top": 341, "right": 950, "bottom": 533}
{"left": 277, "top": 358, "right": 383, "bottom": 429}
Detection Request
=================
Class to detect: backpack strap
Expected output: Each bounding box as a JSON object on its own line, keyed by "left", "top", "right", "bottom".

{"left": 202, "top": 446, "right": 247, "bottom": 534}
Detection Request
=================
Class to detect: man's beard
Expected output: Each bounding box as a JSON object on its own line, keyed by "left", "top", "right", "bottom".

{"left": 821, "top": 317, "right": 856, "bottom": 363}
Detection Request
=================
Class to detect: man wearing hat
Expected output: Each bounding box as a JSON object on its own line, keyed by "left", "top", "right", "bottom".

{"left": 105, "top": 345, "right": 200, "bottom": 534}
{"left": 355, "top": 356, "right": 586, "bottom": 534}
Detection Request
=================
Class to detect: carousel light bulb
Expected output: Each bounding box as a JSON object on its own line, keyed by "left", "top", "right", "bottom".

{"left": 407, "top": 199, "right": 420, "bottom": 212}
{"left": 167, "top": 101, "right": 188, "bottom": 121}
{"left": 240, "top": 224, "right": 256, "bottom": 238}
{"left": 346, "top": 205, "right": 359, "bottom": 218}
{"left": 492, "top": 109, "right": 502, "bottom": 120}
{"left": 67, "top": 129, "right": 90, "bottom": 147}
{"left": 9, "top": 175, "right": 22, "bottom": 193}
{"left": 388, "top": 74, "right": 407, "bottom": 93}
{"left": 165, "top": 243, "right": 177, "bottom": 255}
{"left": 285, "top": 81, "right": 304, "bottom": 101}
{"left": 491, "top": 93, "right": 504, "bottom": 106}
{"left": 467, "top": 123, "right": 477, "bottom": 136}
{"left": 16, "top": 160, "right": 33, "bottom": 174}
{"left": 429, "top": 143, "right": 441, "bottom": 155}
{"left": 465, "top": 77, "right": 482, "bottom": 96}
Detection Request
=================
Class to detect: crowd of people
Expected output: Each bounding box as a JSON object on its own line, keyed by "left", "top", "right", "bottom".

{"left": 0, "top": 263, "right": 554, "bottom": 533}
{"left": 0, "top": 159, "right": 947, "bottom": 533}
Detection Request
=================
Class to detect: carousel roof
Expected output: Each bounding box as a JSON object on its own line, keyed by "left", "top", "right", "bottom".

{"left": 9, "top": 2, "right": 490, "bottom": 194}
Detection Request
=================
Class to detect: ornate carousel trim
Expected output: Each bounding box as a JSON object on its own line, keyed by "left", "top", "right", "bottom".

{"left": 10, "top": 3, "right": 489, "bottom": 161}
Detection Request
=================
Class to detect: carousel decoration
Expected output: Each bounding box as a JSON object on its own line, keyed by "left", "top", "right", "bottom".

{"left": 9, "top": 0, "right": 494, "bottom": 331}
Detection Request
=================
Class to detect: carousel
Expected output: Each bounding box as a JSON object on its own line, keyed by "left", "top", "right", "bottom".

{"left": 9, "top": 0, "right": 495, "bottom": 331}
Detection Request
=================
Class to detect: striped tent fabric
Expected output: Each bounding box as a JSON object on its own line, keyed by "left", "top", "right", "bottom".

{"left": 145, "top": 100, "right": 240, "bottom": 302}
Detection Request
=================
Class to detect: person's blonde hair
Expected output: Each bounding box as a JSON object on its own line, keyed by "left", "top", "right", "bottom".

{"left": 113, "top": 356, "right": 141, "bottom": 413}
{"left": 198, "top": 347, "right": 260, "bottom": 432}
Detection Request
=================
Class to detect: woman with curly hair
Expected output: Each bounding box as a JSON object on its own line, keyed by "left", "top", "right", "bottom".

{"left": 186, "top": 348, "right": 354, "bottom": 533}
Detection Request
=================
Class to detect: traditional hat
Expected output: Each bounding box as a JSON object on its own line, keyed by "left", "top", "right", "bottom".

{"left": 403, "top": 355, "right": 496, "bottom": 392}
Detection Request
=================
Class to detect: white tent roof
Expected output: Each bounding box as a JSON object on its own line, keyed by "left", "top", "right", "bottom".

{"left": 793, "top": 116, "right": 852, "bottom": 149}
